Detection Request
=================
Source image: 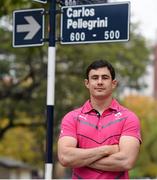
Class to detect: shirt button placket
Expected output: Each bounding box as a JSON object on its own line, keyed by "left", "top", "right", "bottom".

{"left": 98, "top": 116, "right": 102, "bottom": 131}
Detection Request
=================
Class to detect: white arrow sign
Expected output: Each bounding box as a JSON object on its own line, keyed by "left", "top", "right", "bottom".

{"left": 13, "top": 8, "right": 44, "bottom": 47}
{"left": 17, "top": 16, "right": 41, "bottom": 40}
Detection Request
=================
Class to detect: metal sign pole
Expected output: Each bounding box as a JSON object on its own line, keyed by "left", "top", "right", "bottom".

{"left": 45, "top": 0, "right": 56, "bottom": 179}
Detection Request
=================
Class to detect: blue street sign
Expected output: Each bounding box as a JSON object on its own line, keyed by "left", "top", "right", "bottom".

{"left": 13, "top": 8, "right": 45, "bottom": 47}
{"left": 61, "top": 2, "right": 130, "bottom": 44}
{"left": 33, "top": 0, "right": 47, "bottom": 3}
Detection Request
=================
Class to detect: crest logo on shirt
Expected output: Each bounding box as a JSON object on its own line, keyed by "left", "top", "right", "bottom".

{"left": 115, "top": 112, "right": 122, "bottom": 117}
{"left": 78, "top": 115, "right": 87, "bottom": 120}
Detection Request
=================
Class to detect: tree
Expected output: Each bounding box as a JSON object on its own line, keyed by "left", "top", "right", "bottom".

{"left": 0, "top": 126, "right": 45, "bottom": 167}
{"left": 122, "top": 95, "right": 157, "bottom": 178}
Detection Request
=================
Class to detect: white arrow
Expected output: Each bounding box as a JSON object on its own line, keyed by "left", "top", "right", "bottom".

{"left": 17, "top": 16, "right": 41, "bottom": 40}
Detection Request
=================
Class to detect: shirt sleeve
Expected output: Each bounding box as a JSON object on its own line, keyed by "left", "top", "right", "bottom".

{"left": 121, "top": 111, "right": 142, "bottom": 143}
{"left": 59, "top": 111, "right": 77, "bottom": 140}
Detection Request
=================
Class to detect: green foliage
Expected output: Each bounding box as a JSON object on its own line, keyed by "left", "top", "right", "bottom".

{"left": 0, "top": 126, "right": 45, "bottom": 167}
{"left": 123, "top": 95, "right": 157, "bottom": 178}
{"left": 0, "top": 6, "right": 47, "bottom": 166}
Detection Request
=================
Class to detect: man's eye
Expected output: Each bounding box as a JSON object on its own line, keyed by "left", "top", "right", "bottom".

{"left": 102, "top": 77, "right": 108, "bottom": 80}
{"left": 102, "top": 76, "right": 110, "bottom": 80}
{"left": 91, "top": 76, "right": 98, "bottom": 80}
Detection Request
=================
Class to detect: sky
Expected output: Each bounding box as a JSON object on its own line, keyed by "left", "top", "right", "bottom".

{"left": 131, "top": 0, "right": 157, "bottom": 42}
{"left": 115, "top": 0, "right": 157, "bottom": 42}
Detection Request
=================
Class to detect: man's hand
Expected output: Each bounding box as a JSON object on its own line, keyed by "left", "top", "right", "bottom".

{"left": 109, "top": 144, "right": 119, "bottom": 155}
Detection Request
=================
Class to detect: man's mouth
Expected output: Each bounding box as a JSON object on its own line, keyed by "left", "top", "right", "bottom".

{"left": 95, "top": 88, "right": 105, "bottom": 91}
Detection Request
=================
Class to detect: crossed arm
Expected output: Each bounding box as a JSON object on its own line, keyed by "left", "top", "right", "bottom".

{"left": 88, "top": 136, "right": 140, "bottom": 171}
{"left": 57, "top": 136, "right": 140, "bottom": 171}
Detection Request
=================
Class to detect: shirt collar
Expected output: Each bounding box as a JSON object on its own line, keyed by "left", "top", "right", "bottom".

{"left": 82, "top": 99, "right": 120, "bottom": 114}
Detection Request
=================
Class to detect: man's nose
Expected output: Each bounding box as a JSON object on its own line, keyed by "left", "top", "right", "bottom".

{"left": 98, "top": 77, "right": 103, "bottom": 84}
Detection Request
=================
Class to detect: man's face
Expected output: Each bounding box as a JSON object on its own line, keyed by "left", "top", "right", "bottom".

{"left": 85, "top": 67, "right": 117, "bottom": 99}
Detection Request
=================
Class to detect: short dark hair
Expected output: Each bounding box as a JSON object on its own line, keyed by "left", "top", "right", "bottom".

{"left": 86, "top": 60, "right": 116, "bottom": 80}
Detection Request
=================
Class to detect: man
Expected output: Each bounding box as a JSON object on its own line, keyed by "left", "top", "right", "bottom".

{"left": 58, "top": 60, "right": 141, "bottom": 179}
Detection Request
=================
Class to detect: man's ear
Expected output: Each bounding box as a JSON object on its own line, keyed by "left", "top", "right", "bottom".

{"left": 84, "top": 79, "right": 89, "bottom": 89}
{"left": 112, "top": 79, "right": 118, "bottom": 90}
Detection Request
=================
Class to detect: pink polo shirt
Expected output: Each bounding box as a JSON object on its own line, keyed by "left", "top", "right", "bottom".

{"left": 59, "top": 99, "right": 141, "bottom": 179}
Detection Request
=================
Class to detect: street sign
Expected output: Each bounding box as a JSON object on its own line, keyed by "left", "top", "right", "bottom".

{"left": 33, "top": 0, "right": 47, "bottom": 3}
{"left": 60, "top": 0, "right": 108, "bottom": 6}
{"left": 61, "top": 2, "right": 130, "bottom": 44}
{"left": 13, "top": 8, "right": 45, "bottom": 47}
